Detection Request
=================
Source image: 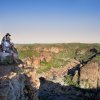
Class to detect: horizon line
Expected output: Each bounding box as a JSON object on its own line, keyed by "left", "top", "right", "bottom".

{"left": 14, "top": 42, "right": 100, "bottom": 45}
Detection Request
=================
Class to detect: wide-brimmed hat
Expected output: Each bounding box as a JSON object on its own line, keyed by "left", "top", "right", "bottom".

{"left": 6, "top": 33, "right": 11, "bottom": 36}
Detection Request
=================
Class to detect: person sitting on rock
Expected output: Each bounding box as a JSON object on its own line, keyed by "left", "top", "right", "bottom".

{"left": 1, "top": 33, "right": 12, "bottom": 53}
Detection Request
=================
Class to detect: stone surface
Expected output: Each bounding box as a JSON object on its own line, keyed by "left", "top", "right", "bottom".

{"left": 0, "top": 52, "right": 13, "bottom": 64}
{"left": 0, "top": 65, "right": 38, "bottom": 100}
{"left": 80, "top": 61, "right": 100, "bottom": 89}
{"left": 0, "top": 74, "right": 26, "bottom": 100}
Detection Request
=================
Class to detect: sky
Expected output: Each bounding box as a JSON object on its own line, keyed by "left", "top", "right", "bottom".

{"left": 0, "top": 0, "right": 100, "bottom": 43}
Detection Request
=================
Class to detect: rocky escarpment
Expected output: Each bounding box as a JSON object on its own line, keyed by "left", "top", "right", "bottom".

{"left": 0, "top": 46, "right": 100, "bottom": 100}
{"left": 0, "top": 65, "right": 38, "bottom": 100}
{"left": 0, "top": 73, "right": 26, "bottom": 100}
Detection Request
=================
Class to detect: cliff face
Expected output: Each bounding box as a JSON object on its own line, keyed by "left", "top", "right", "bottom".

{"left": 0, "top": 73, "right": 26, "bottom": 100}
{"left": 0, "top": 65, "right": 38, "bottom": 100}
{"left": 80, "top": 61, "right": 100, "bottom": 89}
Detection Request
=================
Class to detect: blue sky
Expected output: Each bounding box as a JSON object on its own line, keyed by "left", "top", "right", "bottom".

{"left": 0, "top": 0, "right": 100, "bottom": 43}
